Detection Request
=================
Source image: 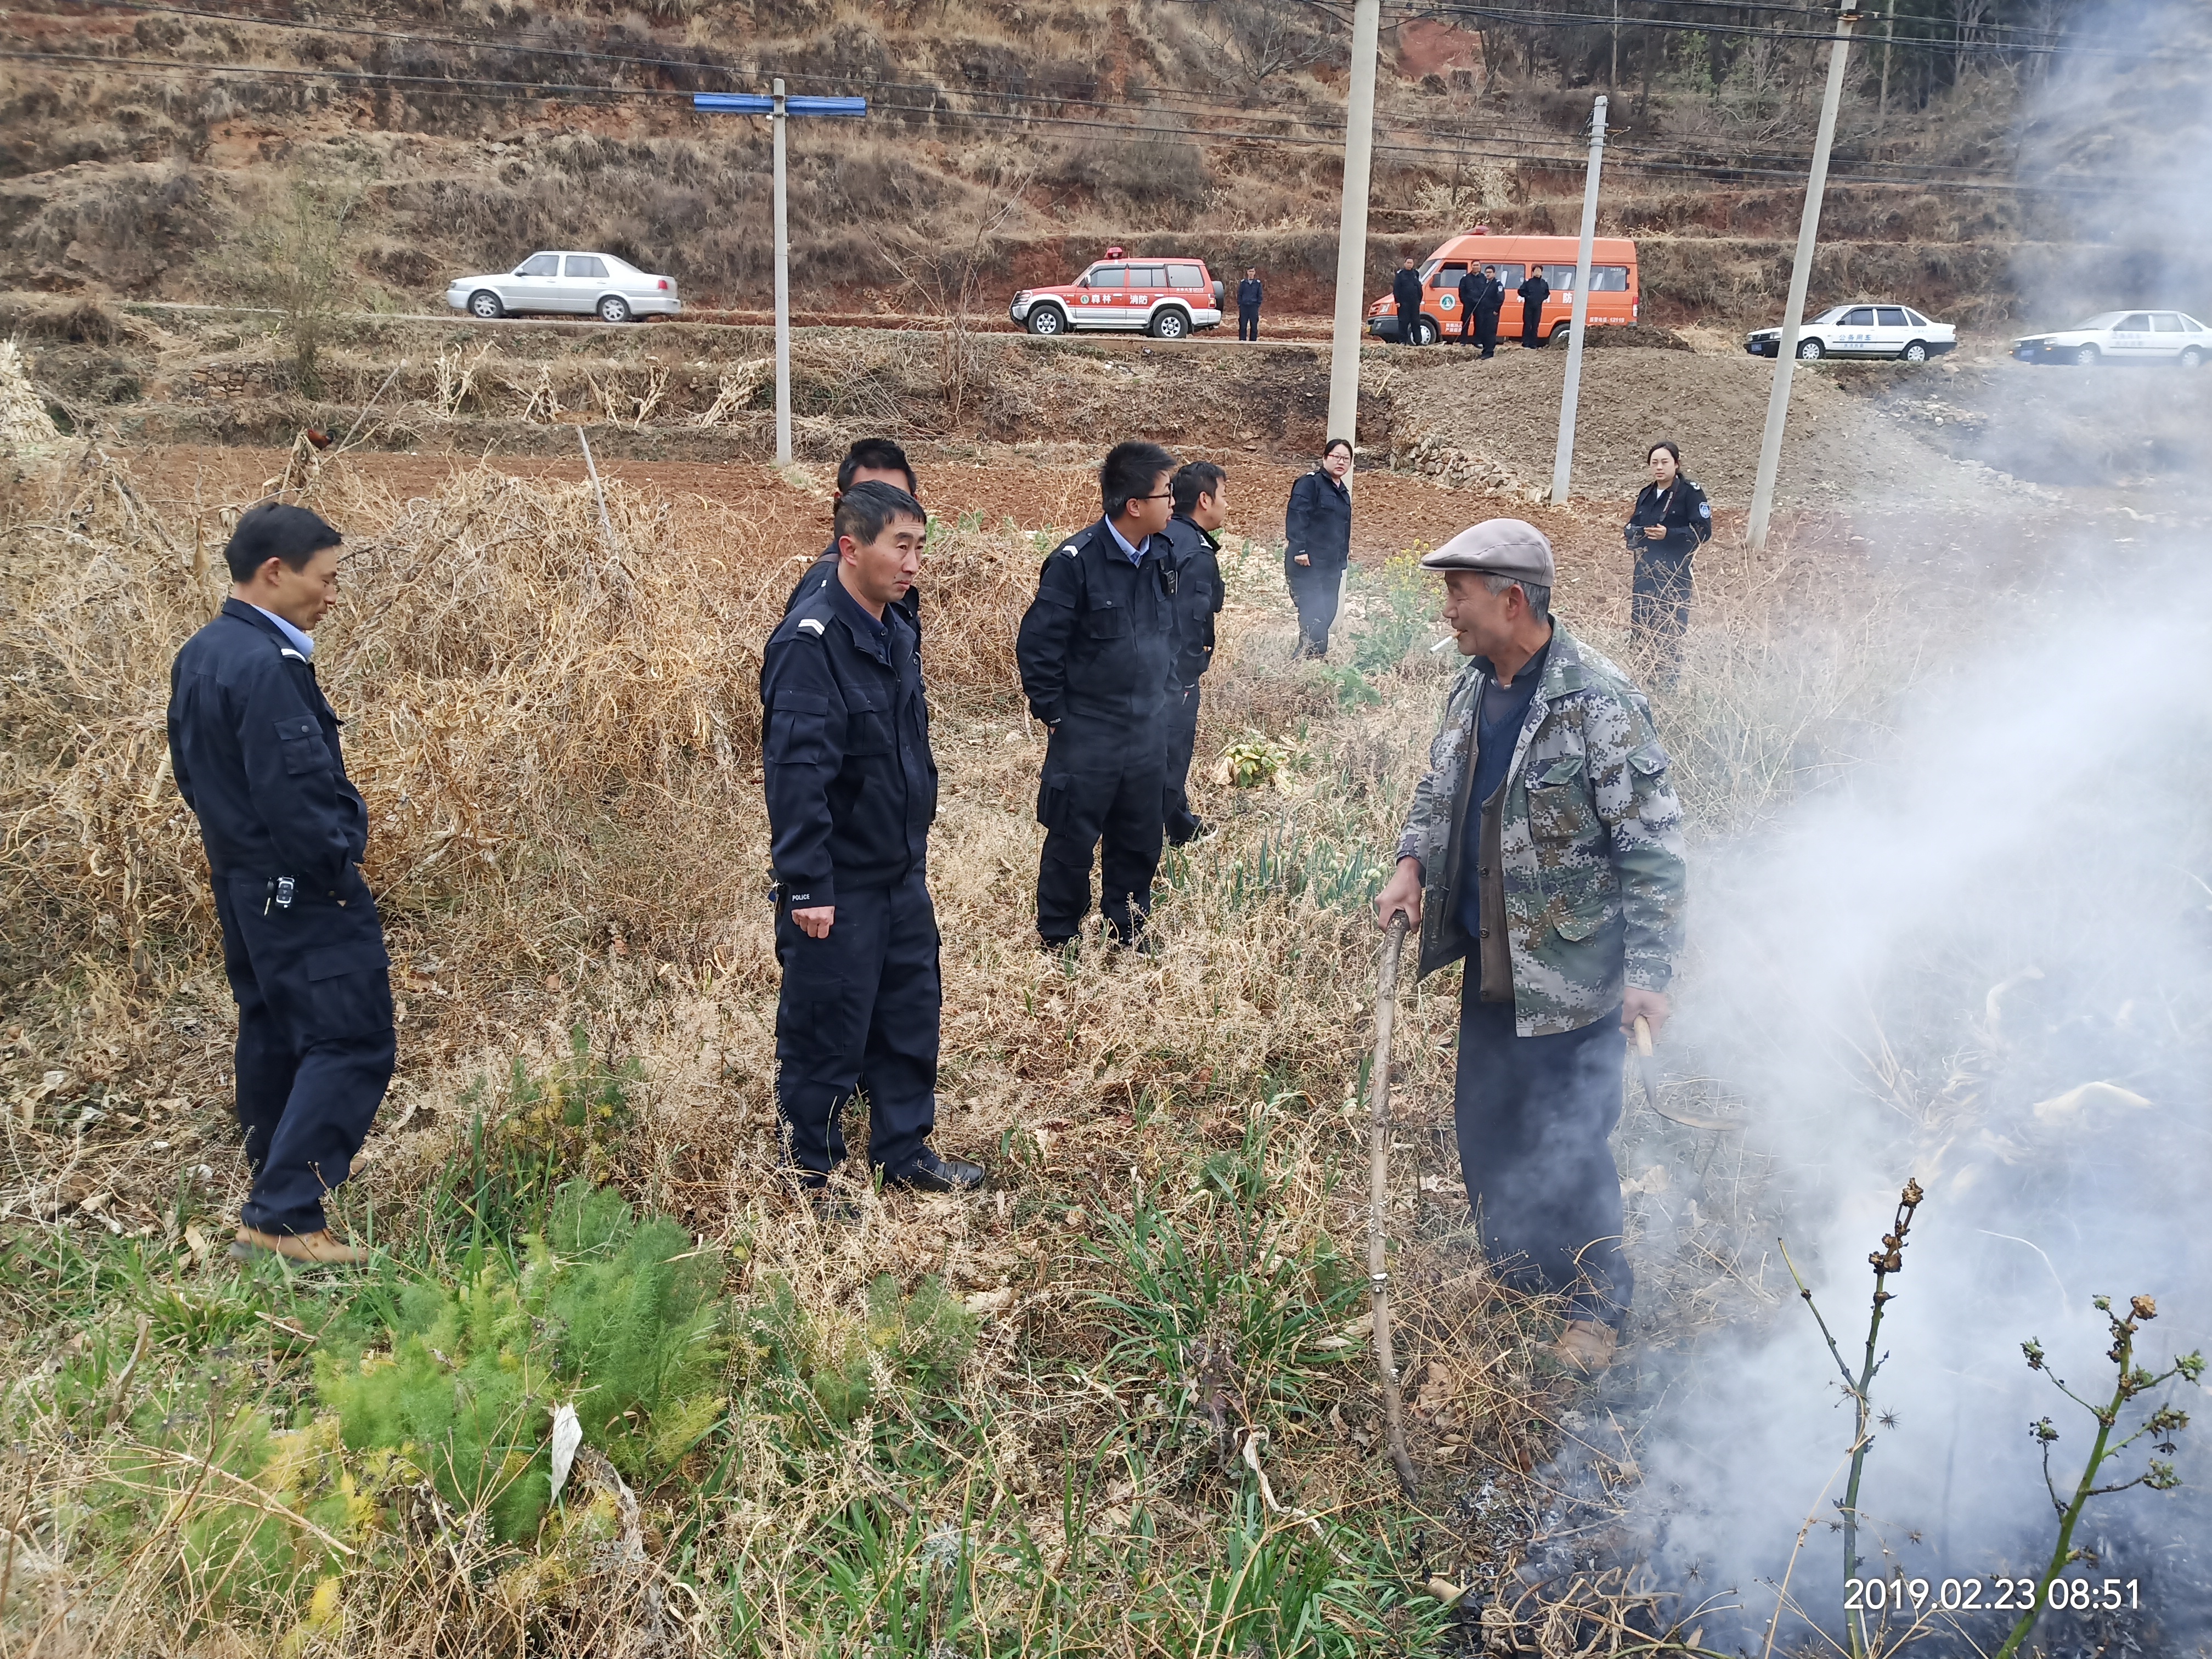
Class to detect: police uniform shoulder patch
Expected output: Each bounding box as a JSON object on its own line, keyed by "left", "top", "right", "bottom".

{"left": 1059, "top": 544, "right": 1080, "bottom": 558}
{"left": 797, "top": 617, "right": 826, "bottom": 636}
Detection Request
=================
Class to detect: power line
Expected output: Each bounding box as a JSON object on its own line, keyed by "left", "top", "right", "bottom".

{"left": 16, "top": 3, "right": 2061, "bottom": 187}
{"left": 1420, "top": 2, "right": 2162, "bottom": 59}
{"left": 41, "top": 0, "right": 2087, "bottom": 176}
{"left": 7, "top": 43, "right": 2131, "bottom": 198}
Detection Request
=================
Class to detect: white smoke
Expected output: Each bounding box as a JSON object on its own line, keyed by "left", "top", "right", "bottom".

{"left": 1634, "top": 543, "right": 2212, "bottom": 1645}
{"left": 1604, "top": 3, "right": 2212, "bottom": 1643}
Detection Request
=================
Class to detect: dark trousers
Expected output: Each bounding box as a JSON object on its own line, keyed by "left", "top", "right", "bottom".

{"left": 211, "top": 867, "right": 395, "bottom": 1236}
{"left": 1286, "top": 559, "right": 1344, "bottom": 656}
{"left": 1163, "top": 682, "right": 1203, "bottom": 844}
{"left": 1522, "top": 312, "right": 1546, "bottom": 348}
{"left": 1398, "top": 303, "right": 1423, "bottom": 345}
{"left": 1630, "top": 550, "right": 1694, "bottom": 674}
{"left": 1036, "top": 714, "right": 1166, "bottom": 943}
{"left": 774, "top": 868, "right": 939, "bottom": 1183}
{"left": 1453, "top": 994, "right": 1632, "bottom": 1328}
{"left": 1238, "top": 306, "right": 1260, "bottom": 342}
{"left": 1476, "top": 312, "right": 1500, "bottom": 357}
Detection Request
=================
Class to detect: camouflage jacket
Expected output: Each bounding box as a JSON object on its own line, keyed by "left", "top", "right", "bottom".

{"left": 1395, "top": 618, "right": 1686, "bottom": 1036}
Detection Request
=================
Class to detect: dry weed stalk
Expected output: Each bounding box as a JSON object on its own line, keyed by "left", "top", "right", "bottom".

{"left": 1779, "top": 1176, "right": 1924, "bottom": 1659}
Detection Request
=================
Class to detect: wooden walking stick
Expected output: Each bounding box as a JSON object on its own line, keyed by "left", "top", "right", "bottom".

{"left": 1366, "top": 912, "right": 1420, "bottom": 1497}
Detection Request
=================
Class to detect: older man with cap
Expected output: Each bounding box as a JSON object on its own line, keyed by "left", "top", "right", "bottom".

{"left": 1374, "top": 518, "right": 1686, "bottom": 1373}
{"left": 168, "top": 501, "right": 396, "bottom": 1265}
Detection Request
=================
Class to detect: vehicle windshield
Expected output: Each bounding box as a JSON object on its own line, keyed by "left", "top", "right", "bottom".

{"left": 2069, "top": 312, "right": 2125, "bottom": 330}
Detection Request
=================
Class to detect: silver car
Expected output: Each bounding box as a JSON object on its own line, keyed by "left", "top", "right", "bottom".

{"left": 447, "top": 251, "right": 680, "bottom": 323}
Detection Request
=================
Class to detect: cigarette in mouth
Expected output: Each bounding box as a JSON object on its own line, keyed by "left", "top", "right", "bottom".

{"left": 1429, "top": 637, "right": 1454, "bottom": 652}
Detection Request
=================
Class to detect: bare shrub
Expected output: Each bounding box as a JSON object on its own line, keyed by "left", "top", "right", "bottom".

{"left": 204, "top": 170, "right": 365, "bottom": 399}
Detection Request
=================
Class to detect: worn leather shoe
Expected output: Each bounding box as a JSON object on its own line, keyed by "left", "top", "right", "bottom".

{"left": 229, "top": 1227, "right": 369, "bottom": 1266}
{"left": 885, "top": 1150, "right": 986, "bottom": 1194}
{"left": 1553, "top": 1319, "right": 1619, "bottom": 1374}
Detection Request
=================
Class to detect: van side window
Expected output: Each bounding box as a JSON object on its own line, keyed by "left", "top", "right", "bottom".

{"left": 1497, "top": 264, "right": 1525, "bottom": 287}
{"left": 1590, "top": 266, "right": 1629, "bottom": 291}
{"left": 1541, "top": 266, "right": 1573, "bottom": 288}
{"left": 1434, "top": 262, "right": 1468, "bottom": 287}
{"left": 1167, "top": 266, "right": 1203, "bottom": 290}
{"left": 1130, "top": 266, "right": 1167, "bottom": 289}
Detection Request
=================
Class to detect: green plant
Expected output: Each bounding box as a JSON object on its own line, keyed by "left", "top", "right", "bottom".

{"left": 1348, "top": 551, "right": 1434, "bottom": 678}
{"left": 315, "top": 1181, "right": 725, "bottom": 1542}
{"left": 1310, "top": 661, "right": 1383, "bottom": 709}
{"left": 1222, "top": 737, "right": 1290, "bottom": 789}
{"left": 444, "top": 1028, "right": 641, "bottom": 1248}
{"left": 1995, "top": 1294, "right": 2203, "bottom": 1659}
{"left": 1781, "top": 1176, "right": 1923, "bottom": 1659}
{"left": 738, "top": 1272, "right": 979, "bottom": 1435}
{"left": 1088, "top": 1186, "right": 1359, "bottom": 1450}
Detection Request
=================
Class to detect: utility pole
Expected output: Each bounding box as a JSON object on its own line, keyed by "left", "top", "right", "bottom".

{"left": 1878, "top": 0, "right": 1896, "bottom": 132}
{"left": 1745, "top": 8, "right": 1859, "bottom": 554}
{"left": 693, "top": 88, "right": 867, "bottom": 468}
{"left": 1550, "top": 95, "right": 1607, "bottom": 506}
{"left": 771, "top": 78, "right": 792, "bottom": 465}
{"left": 1326, "top": 0, "right": 1384, "bottom": 447}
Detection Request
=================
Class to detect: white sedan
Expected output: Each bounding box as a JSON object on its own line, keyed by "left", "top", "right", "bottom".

{"left": 1745, "top": 303, "right": 1957, "bottom": 362}
{"left": 447, "top": 251, "right": 680, "bottom": 323}
{"left": 2011, "top": 310, "right": 2210, "bottom": 368}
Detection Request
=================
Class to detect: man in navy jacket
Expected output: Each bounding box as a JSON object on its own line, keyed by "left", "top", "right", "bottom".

{"left": 1237, "top": 269, "right": 1263, "bottom": 342}
{"left": 167, "top": 502, "right": 393, "bottom": 1265}
{"left": 1015, "top": 442, "right": 1182, "bottom": 950}
{"left": 761, "top": 482, "right": 983, "bottom": 1200}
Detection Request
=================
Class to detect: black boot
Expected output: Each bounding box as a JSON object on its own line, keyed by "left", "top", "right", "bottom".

{"left": 885, "top": 1149, "right": 986, "bottom": 1193}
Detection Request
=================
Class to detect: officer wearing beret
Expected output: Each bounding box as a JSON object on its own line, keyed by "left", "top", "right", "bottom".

{"left": 167, "top": 501, "right": 394, "bottom": 1266}
{"left": 761, "top": 481, "right": 983, "bottom": 1199}
{"left": 1015, "top": 441, "right": 1182, "bottom": 950}
{"left": 1375, "top": 519, "right": 1687, "bottom": 1373}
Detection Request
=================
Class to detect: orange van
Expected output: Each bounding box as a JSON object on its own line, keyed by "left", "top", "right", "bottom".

{"left": 1364, "top": 231, "right": 1641, "bottom": 345}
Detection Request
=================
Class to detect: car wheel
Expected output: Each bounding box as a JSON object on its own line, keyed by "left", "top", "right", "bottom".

{"left": 2073, "top": 344, "right": 2100, "bottom": 367}
{"left": 1149, "top": 309, "right": 1191, "bottom": 341}
{"left": 467, "top": 290, "right": 504, "bottom": 320}
{"left": 1026, "top": 307, "right": 1066, "bottom": 337}
{"left": 2180, "top": 346, "right": 2205, "bottom": 369}
{"left": 597, "top": 295, "right": 632, "bottom": 324}
{"left": 1899, "top": 341, "right": 1929, "bottom": 363}
{"left": 1410, "top": 317, "right": 1441, "bottom": 346}
{"left": 1796, "top": 337, "right": 1825, "bottom": 360}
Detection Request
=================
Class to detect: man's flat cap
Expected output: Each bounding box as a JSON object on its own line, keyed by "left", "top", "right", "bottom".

{"left": 1419, "top": 517, "right": 1554, "bottom": 585}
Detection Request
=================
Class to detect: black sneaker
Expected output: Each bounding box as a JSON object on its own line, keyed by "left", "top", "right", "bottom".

{"left": 885, "top": 1150, "right": 986, "bottom": 1193}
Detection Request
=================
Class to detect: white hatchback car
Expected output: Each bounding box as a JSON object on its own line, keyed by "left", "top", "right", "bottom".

{"left": 1745, "top": 302, "right": 1957, "bottom": 362}
{"left": 2011, "top": 310, "right": 2211, "bottom": 368}
{"left": 447, "top": 252, "right": 680, "bottom": 323}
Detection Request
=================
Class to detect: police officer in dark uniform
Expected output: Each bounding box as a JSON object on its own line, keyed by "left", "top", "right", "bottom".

{"left": 1624, "top": 438, "right": 1713, "bottom": 676}
{"left": 1474, "top": 264, "right": 1506, "bottom": 358}
{"left": 1017, "top": 441, "right": 1181, "bottom": 950}
{"left": 782, "top": 438, "right": 923, "bottom": 627}
{"left": 1454, "top": 264, "right": 1485, "bottom": 346}
{"left": 1284, "top": 438, "right": 1353, "bottom": 657}
{"left": 1159, "top": 460, "right": 1228, "bottom": 847}
{"left": 1392, "top": 256, "right": 1426, "bottom": 345}
{"left": 1517, "top": 264, "right": 1553, "bottom": 348}
{"left": 167, "top": 501, "right": 394, "bottom": 1266}
{"left": 1237, "top": 268, "right": 1263, "bottom": 342}
{"left": 761, "top": 482, "right": 983, "bottom": 1200}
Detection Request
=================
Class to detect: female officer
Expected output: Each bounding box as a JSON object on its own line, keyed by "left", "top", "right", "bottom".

{"left": 1623, "top": 439, "right": 1711, "bottom": 672}
{"left": 1284, "top": 438, "right": 1353, "bottom": 657}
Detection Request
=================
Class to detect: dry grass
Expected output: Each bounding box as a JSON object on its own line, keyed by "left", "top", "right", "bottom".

{"left": 0, "top": 433, "right": 1973, "bottom": 1656}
